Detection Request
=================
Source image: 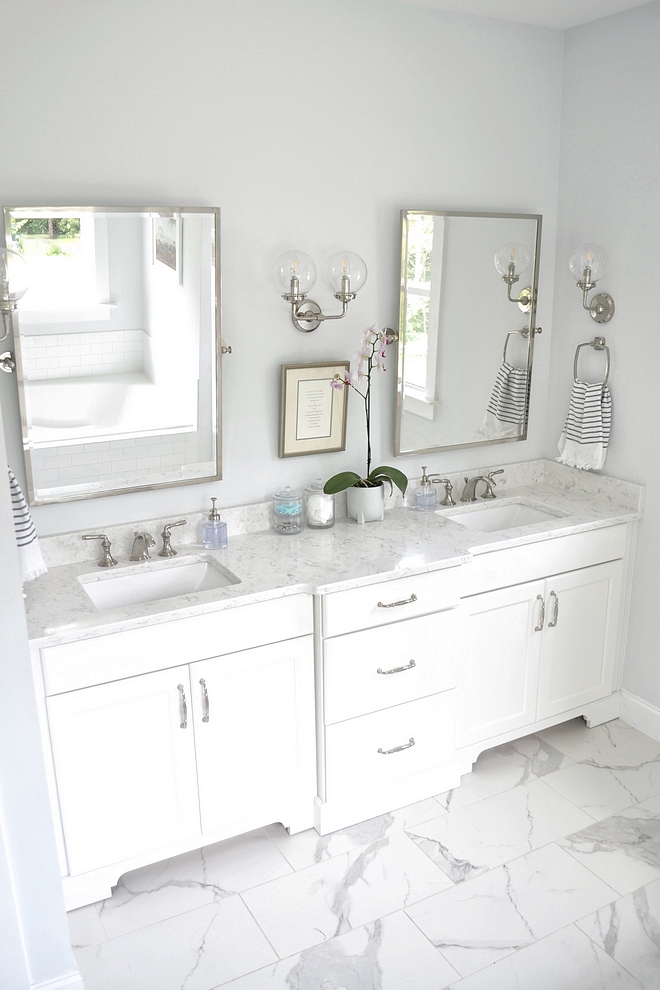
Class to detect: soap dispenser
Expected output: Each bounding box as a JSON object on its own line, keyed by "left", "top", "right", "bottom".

{"left": 202, "top": 498, "right": 228, "bottom": 549}
{"left": 414, "top": 466, "right": 441, "bottom": 511}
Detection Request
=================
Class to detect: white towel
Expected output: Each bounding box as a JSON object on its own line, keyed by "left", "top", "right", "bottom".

{"left": 557, "top": 380, "right": 612, "bottom": 471}
{"left": 8, "top": 467, "right": 47, "bottom": 582}
{"left": 478, "top": 361, "right": 529, "bottom": 439}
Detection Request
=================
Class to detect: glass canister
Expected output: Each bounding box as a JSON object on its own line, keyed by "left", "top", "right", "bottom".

{"left": 304, "top": 478, "right": 335, "bottom": 529}
{"left": 272, "top": 486, "right": 304, "bottom": 535}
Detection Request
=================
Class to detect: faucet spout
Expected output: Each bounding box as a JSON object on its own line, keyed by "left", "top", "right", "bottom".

{"left": 130, "top": 532, "right": 156, "bottom": 561}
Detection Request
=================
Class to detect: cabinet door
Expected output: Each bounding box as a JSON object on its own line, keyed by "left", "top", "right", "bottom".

{"left": 47, "top": 667, "right": 200, "bottom": 876}
{"left": 192, "top": 637, "right": 315, "bottom": 835}
{"left": 538, "top": 560, "right": 622, "bottom": 719}
{"left": 459, "top": 580, "right": 544, "bottom": 746}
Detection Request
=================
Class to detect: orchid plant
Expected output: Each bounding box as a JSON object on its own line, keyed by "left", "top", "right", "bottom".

{"left": 323, "top": 325, "right": 407, "bottom": 496}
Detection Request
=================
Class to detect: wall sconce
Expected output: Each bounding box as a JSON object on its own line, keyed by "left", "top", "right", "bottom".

{"left": 0, "top": 247, "right": 29, "bottom": 341}
{"left": 494, "top": 242, "right": 532, "bottom": 313}
{"left": 569, "top": 244, "right": 615, "bottom": 323}
{"left": 275, "top": 250, "right": 367, "bottom": 332}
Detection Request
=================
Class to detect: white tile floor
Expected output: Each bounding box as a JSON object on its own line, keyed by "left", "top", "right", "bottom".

{"left": 68, "top": 717, "right": 660, "bottom": 989}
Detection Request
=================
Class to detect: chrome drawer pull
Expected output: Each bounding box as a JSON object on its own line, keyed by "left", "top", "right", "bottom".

{"left": 534, "top": 594, "right": 545, "bottom": 632}
{"left": 377, "top": 659, "right": 416, "bottom": 676}
{"left": 377, "top": 593, "right": 417, "bottom": 609}
{"left": 378, "top": 737, "right": 415, "bottom": 755}
{"left": 177, "top": 684, "right": 188, "bottom": 729}
{"left": 199, "top": 678, "right": 210, "bottom": 722}
{"left": 548, "top": 591, "right": 559, "bottom": 628}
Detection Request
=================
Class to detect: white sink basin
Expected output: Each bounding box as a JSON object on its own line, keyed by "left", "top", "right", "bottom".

{"left": 442, "top": 499, "right": 565, "bottom": 534}
{"left": 79, "top": 556, "right": 241, "bottom": 610}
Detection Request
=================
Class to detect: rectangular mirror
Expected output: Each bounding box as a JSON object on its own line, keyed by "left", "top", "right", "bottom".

{"left": 394, "top": 210, "right": 541, "bottom": 456}
{"left": 4, "top": 206, "right": 221, "bottom": 504}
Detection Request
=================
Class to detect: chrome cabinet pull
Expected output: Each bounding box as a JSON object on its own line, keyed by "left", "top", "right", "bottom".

{"left": 377, "top": 593, "right": 417, "bottom": 609}
{"left": 534, "top": 594, "right": 545, "bottom": 632}
{"left": 177, "top": 684, "right": 188, "bottom": 729}
{"left": 377, "top": 659, "right": 416, "bottom": 676}
{"left": 199, "top": 678, "right": 210, "bottom": 722}
{"left": 378, "top": 737, "right": 415, "bottom": 755}
{"left": 548, "top": 591, "right": 559, "bottom": 628}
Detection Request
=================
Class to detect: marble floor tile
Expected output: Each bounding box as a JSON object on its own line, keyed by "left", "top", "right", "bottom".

{"left": 97, "top": 828, "right": 293, "bottom": 939}
{"left": 406, "top": 778, "right": 593, "bottom": 883}
{"left": 406, "top": 842, "right": 617, "bottom": 977}
{"left": 74, "top": 896, "right": 277, "bottom": 990}
{"left": 576, "top": 876, "right": 660, "bottom": 989}
{"left": 445, "top": 925, "right": 641, "bottom": 989}
{"left": 543, "top": 760, "right": 653, "bottom": 821}
{"left": 436, "top": 733, "right": 573, "bottom": 813}
{"left": 67, "top": 902, "right": 107, "bottom": 949}
{"left": 559, "top": 795, "right": 660, "bottom": 896}
{"left": 241, "top": 830, "right": 455, "bottom": 959}
{"left": 219, "top": 910, "right": 460, "bottom": 990}
{"left": 537, "top": 717, "right": 649, "bottom": 763}
{"left": 265, "top": 797, "right": 442, "bottom": 871}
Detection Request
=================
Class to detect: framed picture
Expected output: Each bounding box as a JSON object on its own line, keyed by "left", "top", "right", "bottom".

{"left": 279, "top": 361, "right": 350, "bottom": 458}
{"left": 153, "top": 214, "right": 181, "bottom": 280}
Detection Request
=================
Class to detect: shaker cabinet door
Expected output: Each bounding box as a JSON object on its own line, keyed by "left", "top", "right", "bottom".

{"left": 192, "top": 636, "right": 315, "bottom": 835}
{"left": 537, "top": 560, "right": 622, "bottom": 719}
{"left": 47, "top": 667, "right": 200, "bottom": 876}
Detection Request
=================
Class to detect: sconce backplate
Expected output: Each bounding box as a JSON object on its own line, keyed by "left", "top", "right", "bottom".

{"left": 590, "top": 292, "right": 615, "bottom": 324}
{"left": 292, "top": 300, "right": 322, "bottom": 333}
{"left": 517, "top": 287, "right": 532, "bottom": 313}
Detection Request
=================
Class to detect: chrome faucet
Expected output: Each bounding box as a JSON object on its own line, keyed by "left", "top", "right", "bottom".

{"left": 82, "top": 533, "right": 117, "bottom": 567}
{"left": 130, "top": 532, "right": 156, "bottom": 561}
{"left": 460, "top": 469, "right": 504, "bottom": 502}
{"left": 158, "top": 519, "right": 187, "bottom": 557}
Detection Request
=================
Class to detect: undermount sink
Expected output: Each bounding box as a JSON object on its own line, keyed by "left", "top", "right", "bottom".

{"left": 441, "top": 499, "right": 565, "bottom": 534}
{"left": 79, "top": 556, "right": 241, "bottom": 610}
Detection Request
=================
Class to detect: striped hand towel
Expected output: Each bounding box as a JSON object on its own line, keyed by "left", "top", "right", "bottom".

{"left": 478, "top": 361, "right": 529, "bottom": 439}
{"left": 8, "top": 467, "right": 47, "bottom": 582}
{"left": 557, "top": 380, "right": 612, "bottom": 471}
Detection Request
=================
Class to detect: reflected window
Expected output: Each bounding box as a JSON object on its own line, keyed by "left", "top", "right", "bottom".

{"left": 11, "top": 213, "right": 100, "bottom": 311}
{"left": 403, "top": 213, "right": 443, "bottom": 421}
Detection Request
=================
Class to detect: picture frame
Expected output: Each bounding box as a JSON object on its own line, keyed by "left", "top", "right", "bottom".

{"left": 153, "top": 214, "right": 181, "bottom": 281}
{"left": 279, "top": 361, "right": 350, "bottom": 458}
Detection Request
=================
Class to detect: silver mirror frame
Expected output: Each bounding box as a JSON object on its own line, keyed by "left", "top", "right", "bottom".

{"left": 4, "top": 205, "right": 222, "bottom": 504}
{"left": 394, "top": 209, "right": 542, "bottom": 457}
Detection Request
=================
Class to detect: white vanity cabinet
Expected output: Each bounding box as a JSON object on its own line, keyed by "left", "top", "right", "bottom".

{"left": 456, "top": 525, "right": 629, "bottom": 763}
{"left": 37, "top": 595, "right": 316, "bottom": 909}
{"left": 315, "top": 567, "right": 463, "bottom": 833}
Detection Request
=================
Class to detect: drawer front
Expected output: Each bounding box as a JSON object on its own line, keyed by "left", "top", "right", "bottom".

{"left": 322, "top": 566, "right": 461, "bottom": 638}
{"left": 42, "top": 594, "right": 313, "bottom": 695}
{"left": 462, "top": 525, "right": 628, "bottom": 598}
{"left": 324, "top": 610, "right": 459, "bottom": 724}
{"left": 324, "top": 693, "right": 455, "bottom": 800}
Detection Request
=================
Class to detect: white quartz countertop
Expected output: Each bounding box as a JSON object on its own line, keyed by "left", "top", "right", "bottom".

{"left": 24, "top": 471, "right": 644, "bottom": 648}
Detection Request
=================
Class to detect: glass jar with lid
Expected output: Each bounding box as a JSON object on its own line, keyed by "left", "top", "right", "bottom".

{"left": 304, "top": 478, "right": 335, "bottom": 529}
{"left": 272, "top": 486, "right": 304, "bottom": 534}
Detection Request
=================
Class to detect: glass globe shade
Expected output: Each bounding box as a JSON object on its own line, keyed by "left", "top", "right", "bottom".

{"left": 494, "top": 242, "right": 531, "bottom": 277}
{"left": 569, "top": 245, "right": 606, "bottom": 282}
{"left": 275, "top": 251, "right": 316, "bottom": 294}
{"left": 0, "top": 248, "right": 29, "bottom": 304}
{"left": 326, "top": 251, "right": 368, "bottom": 294}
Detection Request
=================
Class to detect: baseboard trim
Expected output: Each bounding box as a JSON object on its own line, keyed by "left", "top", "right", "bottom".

{"left": 620, "top": 690, "right": 660, "bottom": 741}
{"left": 32, "top": 971, "right": 84, "bottom": 990}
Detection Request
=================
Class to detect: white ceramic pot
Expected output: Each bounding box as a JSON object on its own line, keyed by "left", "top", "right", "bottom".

{"left": 346, "top": 484, "right": 385, "bottom": 525}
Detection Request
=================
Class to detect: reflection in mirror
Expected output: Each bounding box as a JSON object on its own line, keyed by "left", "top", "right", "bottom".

{"left": 4, "top": 207, "right": 221, "bottom": 504}
{"left": 395, "top": 210, "right": 541, "bottom": 456}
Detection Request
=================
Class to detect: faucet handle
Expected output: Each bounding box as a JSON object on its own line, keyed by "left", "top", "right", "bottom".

{"left": 158, "top": 519, "right": 187, "bottom": 558}
{"left": 435, "top": 479, "right": 456, "bottom": 507}
{"left": 486, "top": 469, "right": 505, "bottom": 486}
{"left": 82, "top": 533, "right": 117, "bottom": 568}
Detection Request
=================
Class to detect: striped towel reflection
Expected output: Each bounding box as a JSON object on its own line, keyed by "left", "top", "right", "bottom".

{"left": 557, "top": 380, "right": 612, "bottom": 471}
{"left": 479, "top": 361, "right": 529, "bottom": 439}
{"left": 8, "top": 467, "right": 47, "bottom": 582}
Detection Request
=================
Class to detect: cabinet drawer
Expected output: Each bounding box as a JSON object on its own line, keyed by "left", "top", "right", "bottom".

{"left": 42, "top": 594, "right": 313, "bottom": 694}
{"left": 324, "top": 693, "right": 455, "bottom": 800}
{"left": 322, "top": 566, "right": 460, "bottom": 638}
{"left": 324, "top": 610, "right": 459, "bottom": 724}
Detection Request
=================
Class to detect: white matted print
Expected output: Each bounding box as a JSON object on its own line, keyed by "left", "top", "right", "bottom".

{"left": 279, "top": 361, "right": 349, "bottom": 457}
{"left": 153, "top": 215, "right": 181, "bottom": 280}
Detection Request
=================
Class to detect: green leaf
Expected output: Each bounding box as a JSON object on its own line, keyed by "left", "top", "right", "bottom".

{"left": 368, "top": 465, "right": 408, "bottom": 495}
{"left": 323, "top": 471, "right": 363, "bottom": 494}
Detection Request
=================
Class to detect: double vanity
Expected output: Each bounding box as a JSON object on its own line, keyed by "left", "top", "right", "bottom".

{"left": 23, "top": 458, "right": 644, "bottom": 911}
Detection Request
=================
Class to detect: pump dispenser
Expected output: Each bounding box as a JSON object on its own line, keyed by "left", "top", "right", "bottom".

{"left": 414, "top": 466, "right": 441, "bottom": 511}
{"left": 202, "top": 498, "right": 228, "bottom": 549}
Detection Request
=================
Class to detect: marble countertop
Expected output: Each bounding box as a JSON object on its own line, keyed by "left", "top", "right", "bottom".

{"left": 25, "top": 466, "right": 644, "bottom": 648}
